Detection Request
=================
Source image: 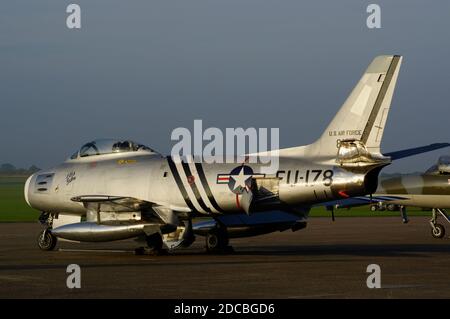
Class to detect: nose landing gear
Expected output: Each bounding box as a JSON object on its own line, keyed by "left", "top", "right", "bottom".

{"left": 431, "top": 224, "right": 445, "bottom": 239}
{"left": 37, "top": 212, "right": 57, "bottom": 251}
{"left": 37, "top": 229, "right": 57, "bottom": 251}
{"left": 430, "top": 208, "right": 449, "bottom": 239}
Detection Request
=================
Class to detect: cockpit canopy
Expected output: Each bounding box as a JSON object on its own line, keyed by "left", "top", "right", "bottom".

{"left": 425, "top": 156, "right": 450, "bottom": 175}
{"left": 69, "top": 139, "right": 158, "bottom": 159}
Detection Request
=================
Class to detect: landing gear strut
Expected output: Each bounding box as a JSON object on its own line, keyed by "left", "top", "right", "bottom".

{"left": 134, "top": 233, "right": 167, "bottom": 255}
{"left": 400, "top": 205, "right": 409, "bottom": 224}
{"left": 430, "top": 208, "right": 449, "bottom": 239}
{"left": 37, "top": 212, "right": 57, "bottom": 251}
{"left": 205, "top": 227, "right": 233, "bottom": 253}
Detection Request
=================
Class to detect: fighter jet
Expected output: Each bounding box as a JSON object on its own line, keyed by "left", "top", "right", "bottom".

{"left": 24, "top": 55, "right": 449, "bottom": 253}
{"left": 330, "top": 155, "right": 450, "bottom": 239}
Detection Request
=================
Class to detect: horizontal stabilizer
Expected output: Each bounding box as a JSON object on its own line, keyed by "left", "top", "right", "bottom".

{"left": 385, "top": 143, "right": 450, "bottom": 160}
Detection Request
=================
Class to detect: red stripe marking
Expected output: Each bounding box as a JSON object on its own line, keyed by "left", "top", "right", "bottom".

{"left": 235, "top": 194, "right": 241, "bottom": 209}
{"left": 338, "top": 191, "right": 350, "bottom": 198}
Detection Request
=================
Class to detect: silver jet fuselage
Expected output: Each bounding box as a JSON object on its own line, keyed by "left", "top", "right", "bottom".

{"left": 25, "top": 150, "right": 375, "bottom": 218}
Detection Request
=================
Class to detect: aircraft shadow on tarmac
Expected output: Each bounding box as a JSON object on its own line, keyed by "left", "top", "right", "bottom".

{"left": 53, "top": 240, "right": 450, "bottom": 258}
{"left": 1, "top": 243, "right": 449, "bottom": 272}
{"left": 56, "top": 241, "right": 450, "bottom": 259}
{"left": 227, "top": 243, "right": 450, "bottom": 258}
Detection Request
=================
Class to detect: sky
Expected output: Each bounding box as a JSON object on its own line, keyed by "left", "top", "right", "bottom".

{"left": 1, "top": 1, "right": 449, "bottom": 172}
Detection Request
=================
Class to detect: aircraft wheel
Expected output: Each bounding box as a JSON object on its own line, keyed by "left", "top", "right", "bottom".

{"left": 431, "top": 224, "right": 446, "bottom": 239}
{"left": 146, "top": 233, "right": 164, "bottom": 251}
{"left": 370, "top": 205, "right": 378, "bottom": 212}
{"left": 205, "top": 228, "right": 229, "bottom": 253}
{"left": 134, "top": 247, "right": 146, "bottom": 255}
{"left": 387, "top": 204, "right": 396, "bottom": 211}
{"left": 37, "top": 229, "right": 57, "bottom": 251}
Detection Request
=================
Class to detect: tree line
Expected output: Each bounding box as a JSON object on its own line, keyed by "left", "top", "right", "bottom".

{"left": 0, "top": 163, "right": 40, "bottom": 176}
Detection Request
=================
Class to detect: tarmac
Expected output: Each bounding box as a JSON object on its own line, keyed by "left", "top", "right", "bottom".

{"left": 1, "top": 217, "right": 450, "bottom": 298}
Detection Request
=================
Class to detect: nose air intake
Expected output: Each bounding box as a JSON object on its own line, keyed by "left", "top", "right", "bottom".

{"left": 24, "top": 174, "right": 33, "bottom": 207}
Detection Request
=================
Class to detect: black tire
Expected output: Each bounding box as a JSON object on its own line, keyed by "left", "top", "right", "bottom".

{"left": 146, "top": 233, "right": 163, "bottom": 251}
{"left": 205, "top": 228, "right": 229, "bottom": 253}
{"left": 134, "top": 247, "right": 146, "bottom": 256}
{"left": 431, "top": 224, "right": 446, "bottom": 239}
{"left": 370, "top": 205, "right": 378, "bottom": 212}
{"left": 37, "top": 229, "right": 57, "bottom": 251}
{"left": 387, "top": 204, "right": 396, "bottom": 211}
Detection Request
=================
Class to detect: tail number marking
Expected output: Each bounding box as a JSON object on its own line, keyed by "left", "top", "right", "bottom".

{"left": 276, "top": 170, "right": 334, "bottom": 186}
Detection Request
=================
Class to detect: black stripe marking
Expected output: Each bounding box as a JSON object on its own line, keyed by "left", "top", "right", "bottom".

{"left": 195, "top": 162, "right": 225, "bottom": 213}
{"left": 361, "top": 55, "right": 401, "bottom": 143}
{"left": 166, "top": 156, "right": 197, "bottom": 213}
{"left": 181, "top": 161, "right": 212, "bottom": 214}
{"left": 313, "top": 190, "right": 318, "bottom": 201}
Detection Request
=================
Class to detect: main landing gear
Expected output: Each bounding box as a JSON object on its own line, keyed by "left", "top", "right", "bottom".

{"left": 430, "top": 208, "right": 450, "bottom": 239}
{"left": 135, "top": 233, "right": 167, "bottom": 255}
{"left": 205, "top": 227, "right": 234, "bottom": 254}
{"left": 400, "top": 205, "right": 409, "bottom": 224}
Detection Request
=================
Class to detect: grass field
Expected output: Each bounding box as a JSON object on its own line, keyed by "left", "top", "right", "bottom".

{"left": 0, "top": 176, "right": 39, "bottom": 222}
{"left": 0, "top": 176, "right": 430, "bottom": 222}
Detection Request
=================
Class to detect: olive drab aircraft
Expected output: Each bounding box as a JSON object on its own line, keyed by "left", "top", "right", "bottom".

{"left": 328, "top": 155, "right": 450, "bottom": 239}
{"left": 24, "top": 55, "right": 449, "bottom": 254}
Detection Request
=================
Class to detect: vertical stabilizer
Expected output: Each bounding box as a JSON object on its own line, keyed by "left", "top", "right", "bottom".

{"left": 308, "top": 55, "right": 402, "bottom": 158}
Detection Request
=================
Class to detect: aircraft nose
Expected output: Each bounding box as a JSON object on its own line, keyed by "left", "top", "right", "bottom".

{"left": 24, "top": 174, "right": 34, "bottom": 207}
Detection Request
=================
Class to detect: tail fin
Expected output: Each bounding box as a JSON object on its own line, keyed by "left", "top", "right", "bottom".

{"left": 310, "top": 55, "right": 402, "bottom": 157}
